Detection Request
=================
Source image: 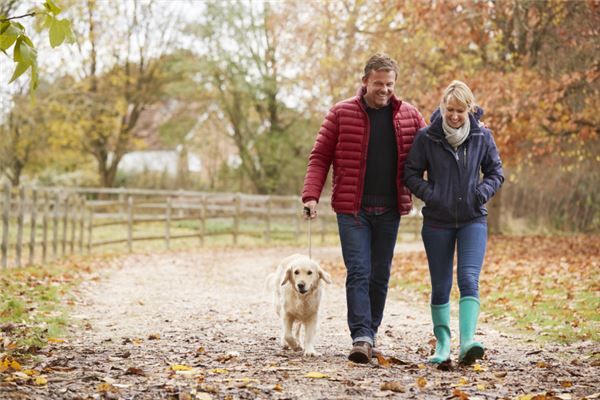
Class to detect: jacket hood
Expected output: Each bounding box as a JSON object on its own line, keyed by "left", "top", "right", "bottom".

{"left": 356, "top": 85, "right": 402, "bottom": 112}
{"left": 428, "top": 106, "right": 485, "bottom": 139}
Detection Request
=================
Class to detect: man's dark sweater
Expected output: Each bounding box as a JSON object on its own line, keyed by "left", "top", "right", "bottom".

{"left": 362, "top": 102, "right": 398, "bottom": 209}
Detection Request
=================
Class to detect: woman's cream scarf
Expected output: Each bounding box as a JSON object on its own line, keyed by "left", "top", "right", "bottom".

{"left": 442, "top": 114, "right": 470, "bottom": 150}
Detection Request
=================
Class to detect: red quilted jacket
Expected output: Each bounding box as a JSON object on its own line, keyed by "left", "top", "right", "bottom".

{"left": 302, "top": 87, "right": 425, "bottom": 215}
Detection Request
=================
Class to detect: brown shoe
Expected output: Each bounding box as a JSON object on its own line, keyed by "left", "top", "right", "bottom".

{"left": 348, "top": 341, "right": 372, "bottom": 364}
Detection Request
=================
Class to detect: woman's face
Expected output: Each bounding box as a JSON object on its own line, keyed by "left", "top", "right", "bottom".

{"left": 444, "top": 96, "right": 468, "bottom": 129}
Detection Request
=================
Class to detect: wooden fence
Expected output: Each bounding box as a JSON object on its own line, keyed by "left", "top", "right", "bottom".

{"left": 0, "top": 185, "right": 422, "bottom": 268}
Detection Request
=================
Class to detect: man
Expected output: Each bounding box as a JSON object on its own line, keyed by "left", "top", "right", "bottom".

{"left": 302, "top": 53, "right": 425, "bottom": 363}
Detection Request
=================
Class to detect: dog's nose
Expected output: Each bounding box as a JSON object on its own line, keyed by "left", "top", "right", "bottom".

{"left": 298, "top": 282, "right": 305, "bottom": 290}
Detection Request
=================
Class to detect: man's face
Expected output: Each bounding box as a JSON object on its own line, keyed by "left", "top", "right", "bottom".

{"left": 362, "top": 69, "right": 396, "bottom": 109}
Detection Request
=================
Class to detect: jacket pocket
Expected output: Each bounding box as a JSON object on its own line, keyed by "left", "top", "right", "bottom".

{"left": 423, "top": 183, "right": 453, "bottom": 222}
{"left": 463, "top": 183, "right": 486, "bottom": 221}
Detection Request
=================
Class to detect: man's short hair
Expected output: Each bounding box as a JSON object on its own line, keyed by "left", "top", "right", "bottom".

{"left": 363, "top": 54, "right": 399, "bottom": 80}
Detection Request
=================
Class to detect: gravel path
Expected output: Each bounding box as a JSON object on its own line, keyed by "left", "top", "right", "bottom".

{"left": 5, "top": 245, "right": 598, "bottom": 399}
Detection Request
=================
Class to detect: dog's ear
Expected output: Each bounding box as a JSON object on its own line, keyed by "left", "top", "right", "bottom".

{"left": 318, "top": 266, "right": 332, "bottom": 284}
{"left": 280, "top": 265, "right": 293, "bottom": 286}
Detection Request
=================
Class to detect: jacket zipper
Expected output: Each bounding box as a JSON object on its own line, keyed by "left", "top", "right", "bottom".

{"left": 355, "top": 101, "right": 370, "bottom": 216}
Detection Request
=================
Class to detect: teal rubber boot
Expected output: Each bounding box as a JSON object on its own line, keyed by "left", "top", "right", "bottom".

{"left": 429, "top": 303, "right": 450, "bottom": 364}
{"left": 458, "top": 296, "right": 485, "bottom": 365}
{"left": 429, "top": 303, "right": 451, "bottom": 364}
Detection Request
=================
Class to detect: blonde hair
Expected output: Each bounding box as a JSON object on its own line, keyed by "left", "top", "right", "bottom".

{"left": 440, "top": 80, "right": 477, "bottom": 113}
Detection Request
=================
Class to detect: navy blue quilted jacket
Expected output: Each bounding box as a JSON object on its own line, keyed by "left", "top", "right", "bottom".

{"left": 403, "top": 108, "right": 504, "bottom": 227}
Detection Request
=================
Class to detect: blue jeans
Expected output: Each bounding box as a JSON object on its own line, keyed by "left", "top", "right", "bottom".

{"left": 337, "top": 209, "right": 400, "bottom": 345}
{"left": 421, "top": 222, "right": 487, "bottom": 305}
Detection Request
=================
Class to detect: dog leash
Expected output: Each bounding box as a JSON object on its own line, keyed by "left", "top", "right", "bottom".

{"left": 303, "top": 206, "right": 312, "bottom": 259}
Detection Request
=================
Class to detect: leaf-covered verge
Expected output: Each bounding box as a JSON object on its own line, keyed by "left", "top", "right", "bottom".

{"left": 327, "top": 235, "right": 599, "bottom": 345}
{"left": 0, "top": 257, "right": 102, "bottom": 358}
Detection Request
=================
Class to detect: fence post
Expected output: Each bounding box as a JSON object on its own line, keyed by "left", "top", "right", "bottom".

{"left": 61, "top": 195, "right": 69, "bottom": 256}
{"left": 16, "top": 186, "right": 25, "bottom": 267}
{"left": 264, "top": 196, "right": 271, "bottom": 244}
{"left": 29, "top": 188, "right": 38, "bottom": 266}
{"left": 69, "top": 196, "right": 77, "bottom": 254}
{"left": 42, "top": 190, "right": 49, "bottom": 264}
{"left": 199, "top": 194, "right": 206, "bottom": 247}
{"left": 165, "top": 197, "right": 171, "bottom": 250}
{"left": 52, "top": 192, "right": 59, "bottom": 259}
{"left": 118, "top": 188, "right": 126, "bottom": 219}
{"left": 127, "top": 196, "right": 133, "bottom": 252}
{"left": 79, "top": 197, "right": 85, "bottom": 253}
{"left": 87, "top": 209, "right": 93, "bottom": 254}
{"left": 233, "top": 193, "right": 240, "bottom": 245}
{"left": 1, "top": 184, "right": 10, "bottom": 269}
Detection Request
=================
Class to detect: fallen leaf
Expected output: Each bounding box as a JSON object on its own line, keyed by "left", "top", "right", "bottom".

{"left": 208, "top": 368, "right": 229, "bottom": 375}
{"left": 476, "top": 383, "right": 486, "bottom": 390}
{"left": 33, "top": 376, "right": 48, "bottom": 386}
{"left": 536, "top": 361, "right": 549, "bottom": 368}
{"left": 197, "top": 346, "right": 206, "bottom": 354}
{"left": 305, "top": 371, "right": 329, "bottom": 379}
{"left": 171, "top": 364, "right": 193, "bottom": 371}
{"left": 23, "top": 369, "right": 38, "bottom": 376}
{"left": 452, "top": 389, "right": 470, "bottom": 399}
{"left": 388, "top": 356, "right": 409, "bottom": 365}
{"left": 96, "top": 383, "right": 119, "bottom": 393}
{"left": 560, "top": 381, "right": 572, "bottom": 388}
{"left": 381, "top": 381, "right": 405, "bottom": 392}
{"left": 47, "top": 338, "right": 65, "bottom": 344}
{"left": 273, "top": 383, "right": 283, "bottom": 391}
{"left": 376, "top": 353, "right": 390, "bottom": 368}
{"left": 125, "top": 367, "right": 145, "bottom": 376}
{"left": 473, "top": 363, "right": 486, "bottom": 372}
{"left": 455, "top": 376, "right": 469, "bottom": 387}
{"left": 416, "top": 376, "right": 427, "bottom": 388}
{"left": 148, "top": 333, "right": 160, "bottom": 340}
{"left": 196, "top": 394, "right": 212, "bottom": 400}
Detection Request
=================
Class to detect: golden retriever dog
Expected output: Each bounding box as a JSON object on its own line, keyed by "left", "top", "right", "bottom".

{"left": 267, "top": 254, "right": 331, "bottom": 356}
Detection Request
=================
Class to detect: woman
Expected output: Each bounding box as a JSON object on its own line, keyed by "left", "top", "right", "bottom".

{"left": 404, "top": 80, "right": 504, "bottom": 365}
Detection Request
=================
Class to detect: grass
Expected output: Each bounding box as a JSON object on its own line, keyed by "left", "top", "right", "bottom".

{"left": 0, "top": 260, "right": 86, "bottom": 356}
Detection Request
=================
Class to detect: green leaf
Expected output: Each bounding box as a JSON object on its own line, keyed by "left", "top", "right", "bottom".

{"left": 0, "top": 21, "right": 10, "bottom": 35}
{"left": 30, "top": 62, "right": 39, "bottom": 91}
{"left": 0, "top": 24, "right": 20, "bottom": 51}
{"left": 43, "top": 14, "right": 53, "bottom": 29}
{"left": 13, "top": 37, "right": 22, "bottom": 60}
{"left": 9, "top": 61, "right": 30, "bottom": 83}
{"left": 59, "top": 19, "right": 75, "bottom": 44}
{"left": 13, "top": 37, "right": 36, "bottom": 64}
{"left": 49, "top": 17, "right": 65, "bottom": 48}
{"left": 0, "top": 32, "right": 18, "bottom": 51}
{"left": 21, "top": 35, "right": 34, "bottom": 47}
{"left": 44, "top": 0, "right": 62, "bottom": 15}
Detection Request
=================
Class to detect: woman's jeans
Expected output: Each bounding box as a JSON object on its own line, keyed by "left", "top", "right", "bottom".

{"left": 337, "top": 209, "right": 400, "bottom": 345}
{"left": 421, "top": 222, "right": 487, "bottom": 305}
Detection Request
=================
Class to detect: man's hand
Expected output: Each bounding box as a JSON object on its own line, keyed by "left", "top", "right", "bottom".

{"left": 303, "top": 200, "right": 317, "bottom": 220}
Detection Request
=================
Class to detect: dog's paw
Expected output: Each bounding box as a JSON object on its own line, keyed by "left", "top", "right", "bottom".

{"left": 303, "top": 349, "right": 321, "bottom": 357}
{"left": 284, "top": 337, "right": 302, "bottom": 351}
